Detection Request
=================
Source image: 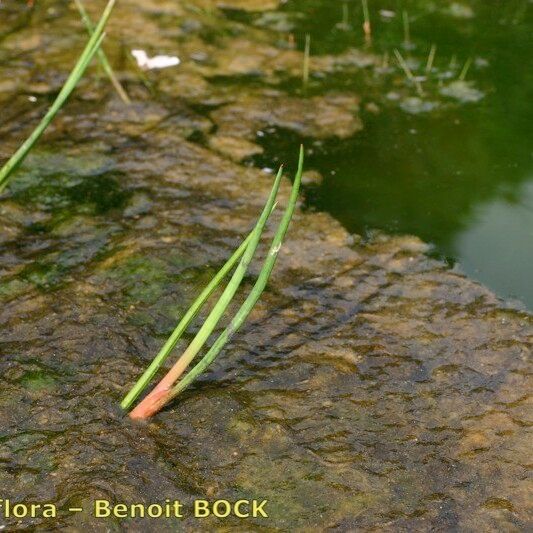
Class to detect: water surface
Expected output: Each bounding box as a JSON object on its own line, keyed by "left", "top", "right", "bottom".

{"left": 245, "top": 0, "right": 533, "bottom": 307}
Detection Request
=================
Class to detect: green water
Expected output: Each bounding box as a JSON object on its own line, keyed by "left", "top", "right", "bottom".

{"left": 249, "top": 0, "right": 533, "bottom": 308}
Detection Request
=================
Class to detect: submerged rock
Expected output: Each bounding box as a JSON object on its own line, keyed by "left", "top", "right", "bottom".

{"left": 210, "top": 90, "right": 362, "bottom": 154}
{"left": 0, "top": 121, "right": 530, "bottom": 530}
{"left": 0, "top": 1, "right": 530, "bottom": 532}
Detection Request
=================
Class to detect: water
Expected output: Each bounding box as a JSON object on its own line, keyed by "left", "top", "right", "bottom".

{"left": 249, "top": 0, "right": 533, "bottom": 308}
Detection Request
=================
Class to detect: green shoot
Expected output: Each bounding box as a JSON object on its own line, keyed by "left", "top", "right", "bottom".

{"left": 302, "top": 34, "right": 311, "bottom": 91}
{"left": 127, "top": 148, "right": 304, "bottom": 419}
{"left": 425, "top": 44, "right": 437, "bottom": 74}
{"left": 163, "top": 148, "right": 304, "bottom": 406}
{"left": 449, "top": 54, "right": 457, "bottom": 70}
{"left": 342, "top": 2, "right": 349, "bottom": 28}
{"left": 74, "top": 0, "right": 131, "bottom": 105}
{"left": 128, "top": 164, "right": 287, "bottom": 419}
{"left": 0, "top": 0, "right": 117, "bottom": 194}
{"left": 458, "top": 57, "right": 472, "bottom": 81}
{"left": 120, "top": 207, "right": 275, "bottom": 410}
{"left": 402, "top": 10, "right": 411, "bottom": 48}
{"left": 394, "top": 48, "right": 424, "bottom": 97}
{"left": 362, "top": 0, "right": 371, "bottom": 40}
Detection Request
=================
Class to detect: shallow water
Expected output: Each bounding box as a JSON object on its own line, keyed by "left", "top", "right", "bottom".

{"left": 243, "top": 0, "right": 533, "bottom": 308}
{"left": 0, "top": 1, "right": 532, "bottom": 531}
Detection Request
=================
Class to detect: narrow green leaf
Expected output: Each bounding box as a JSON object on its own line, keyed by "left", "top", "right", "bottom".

{"left": 127, "top": 167, "right": 285, "bottom": 417}
{"left": 0, "top": 0, "right": 117, "bottom": 193}
{"left": 121, "top": 214, "right": 272, "bottom": 410}
{"left": 74, "top": 0, "right": 131, "bottom": 104}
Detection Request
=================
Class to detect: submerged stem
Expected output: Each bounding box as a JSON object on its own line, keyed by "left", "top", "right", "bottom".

{"left": 425, "top": 44, "right": 437, "bottom": 74}
{"left": 458, "top": 57, "right": 472, "bottom": 81}
{"left": 74, "top": 0, "right": 131, "bottom": 104}
{"left": 362, "top": 0, "right": 371, "bottom": 39}
{"left": 302, "top": 34, "right": 311, "bottom": 91}
{"left": 394, "top": 48, "right": 424, "bottom": 97}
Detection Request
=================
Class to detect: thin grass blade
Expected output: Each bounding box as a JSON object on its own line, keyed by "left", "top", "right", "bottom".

{"left": 128, "top": 166, "right": 285, "bottom": 418}
{"left": 121, "top": 205, "right": 275, "bottom": 410}
{"left": 74, "top": 0, "right": 131, "bottom": 104}
{"left": 129, "top": 147, "right": 304, "bottom": 419}
{"left": 0, "top": 0, "right": 117, "bottom": 193}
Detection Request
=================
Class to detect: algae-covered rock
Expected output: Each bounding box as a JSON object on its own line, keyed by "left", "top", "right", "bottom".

{"left": 208, "top": 134, "right": 264, "bottom": 161}
{"left": 210, "top": 90, "right": 362, "bottom": 143}
{"left": 0, "top": 1, "right": 530, "bottom": 532}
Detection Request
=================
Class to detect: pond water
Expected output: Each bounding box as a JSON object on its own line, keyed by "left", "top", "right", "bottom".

{"left": 242, "top": 0, "right": 533, "bottom": 308}
{"left": 0, "top": 1, "right": 531, "bottom": 531}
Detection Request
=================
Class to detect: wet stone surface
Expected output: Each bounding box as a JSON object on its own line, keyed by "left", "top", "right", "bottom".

{"left": 0, "top": 1, "right": 531, "bottom": 531}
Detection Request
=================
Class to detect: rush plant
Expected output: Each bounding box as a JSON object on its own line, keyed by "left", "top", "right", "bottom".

{"left": 122, "top": 147, "right": 304, "bottom": 419}
{"left": 74, "top": 0, "right": 130, "bottom": 104}
{"left": 0, "top": 0, "right": 117, "bottom": 193}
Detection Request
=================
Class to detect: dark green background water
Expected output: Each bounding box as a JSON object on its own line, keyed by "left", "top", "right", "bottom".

{"left": 251, "top": 0, "right": 532, "bottom": 308}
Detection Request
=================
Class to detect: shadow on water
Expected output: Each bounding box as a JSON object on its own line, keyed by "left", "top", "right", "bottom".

{"left": 243, "top": 0, "right": 532, "bottom": 307}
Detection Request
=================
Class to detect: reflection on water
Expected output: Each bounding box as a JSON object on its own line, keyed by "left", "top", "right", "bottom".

{"left": 253, "top": 0, "right": 533, "bottom": 307}
{"left": 455, "top": 180, "right": 533, "bottom": 305}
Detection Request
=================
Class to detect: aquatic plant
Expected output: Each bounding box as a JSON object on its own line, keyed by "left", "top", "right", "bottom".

{"left": 74, "top": 0, "right": 130, "bottom": 104}
{"left": 394, "top": 48, "right": 424, "bottom": 97}
{"left": 361, "top": 0, "right": 371, "bottom": 41}
{"left": 402, "top": 11, "right": 411, "bottom": 49}
{"left": 336, "top": 2, "right": 351, "bottom": 31}
{"left": 425, "top": 44, "right": 437, "bottom": 74}
{"left": 302, "top": 34, "right": 311, "bottom": 91}
{"left": 0, "top": 0, "right": 117, "bottom": 193}
{"left": 458, "top": 57, "right": 472, "bottom": 81}
{"left": 123, "top": 148, "right": 304, "bottom": 419}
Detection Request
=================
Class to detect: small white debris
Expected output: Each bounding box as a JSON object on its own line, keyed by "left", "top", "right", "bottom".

{"left": 380, "top": 9, "right": 396, "bottom": 19}
{"left": 28, "top": 96, "right": 37, "bottom": 102}
{"left": 131, "top": 49, "right": 180, "bottom": 70}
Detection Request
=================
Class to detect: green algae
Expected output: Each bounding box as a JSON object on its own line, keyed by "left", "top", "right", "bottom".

{"left": 102, "top": 255, "right": 171, "bottom": 306}
{"left": 20, "top": 370, "right": 56, "bottom": 392}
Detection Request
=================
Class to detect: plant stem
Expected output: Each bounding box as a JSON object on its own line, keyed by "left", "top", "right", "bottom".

{"left": 425, "top": 44, "right": 436, "bottom": 74}
{"left": 342, "top": 2, "right": 349, "bottom": 28}
{"left": 129, "top": 166, "right": 286, "bottom": 419}
{"left": 302, "top": 34, "right": 311, "bottom": 91}
{"left": 120, "top": 209, "right": 275, "bottom": 410}
{"left": 402, "top": 10, "right": 411, "bottom": 48}
{"left": 0, "top": 0, "right": 117, "bottom": 193}
{"left": 362, "top": 0, "right": 371, "bottom": 39}
{"left": 458, "top": 57, "right": 472, "bottom": 81}
{"left": 74, "top": 0, "right": 131, "bottom": 104}
{"left": 394, "top": 48, "right": 424, "bottom": 97}
{"left": 130, "top": 148, "right": 304, "bottom": 420}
